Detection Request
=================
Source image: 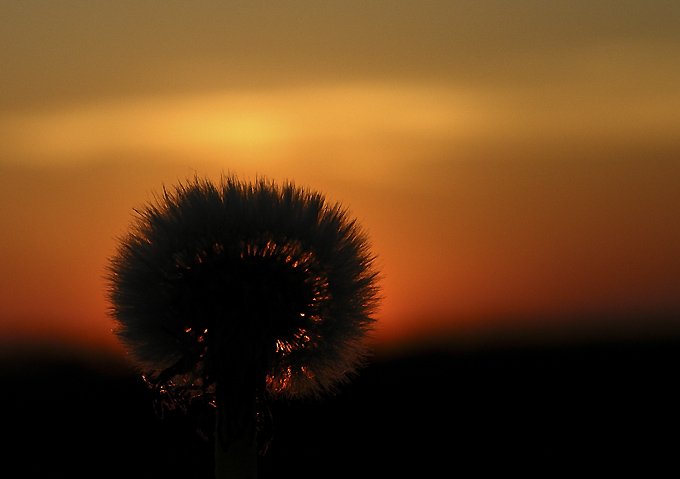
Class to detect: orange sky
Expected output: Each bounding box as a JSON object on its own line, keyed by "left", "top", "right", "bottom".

{"left": 1, "top": 2, "right": 680, "bottom": 357}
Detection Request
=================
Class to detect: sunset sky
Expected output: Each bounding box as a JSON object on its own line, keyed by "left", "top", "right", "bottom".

{"left": 1, "top": 1, "right": 679, "bottom": 358}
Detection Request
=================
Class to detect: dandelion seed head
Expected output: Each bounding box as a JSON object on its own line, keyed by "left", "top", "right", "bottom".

{"left": 108, "top": 176, "right": 380, "bottom": 402}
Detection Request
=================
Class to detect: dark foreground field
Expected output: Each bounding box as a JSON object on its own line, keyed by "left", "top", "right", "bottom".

{"left": 3, "top": 337, "right": 678, "bottom": 477}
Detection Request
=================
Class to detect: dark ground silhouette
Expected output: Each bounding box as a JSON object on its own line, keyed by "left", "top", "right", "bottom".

{"left": 3, "top": 334, "right": 678, "bottom": 477}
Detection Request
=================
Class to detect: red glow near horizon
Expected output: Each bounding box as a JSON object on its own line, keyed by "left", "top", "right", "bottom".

{"left": 2, "top": 141, "right": 680, "bottom": 358}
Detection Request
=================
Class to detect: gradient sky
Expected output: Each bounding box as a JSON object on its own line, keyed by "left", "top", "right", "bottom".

{"left": 1, "top": 1, "right": 679, "bottom": 357}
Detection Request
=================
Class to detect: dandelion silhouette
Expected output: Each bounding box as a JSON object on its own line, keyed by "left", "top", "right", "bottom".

{"left": 108, "top": 176, "right": 379, "bottom": 478}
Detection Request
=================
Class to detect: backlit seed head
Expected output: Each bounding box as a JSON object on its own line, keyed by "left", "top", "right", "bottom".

{"left": 108, "top": 176, "right": 380, "bottom": 404}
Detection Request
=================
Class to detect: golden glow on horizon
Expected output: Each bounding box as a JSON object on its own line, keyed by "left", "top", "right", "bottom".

{"left": 3, "top": 76, "right": 680, "bottom": 167}
{"left": 0, "top": 84, "right": 485, "bottom": 166}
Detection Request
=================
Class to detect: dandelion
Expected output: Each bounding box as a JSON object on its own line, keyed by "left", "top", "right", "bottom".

{"left": 107, "top": 176, "right": 380, "bottom": 478}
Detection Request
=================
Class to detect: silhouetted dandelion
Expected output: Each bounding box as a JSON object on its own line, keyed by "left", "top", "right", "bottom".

{"left": 107, "top": 176, "right": 380, "bottom": 478}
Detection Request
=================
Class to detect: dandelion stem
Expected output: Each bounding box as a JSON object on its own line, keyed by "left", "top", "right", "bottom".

{"left": 214, "top": 390, "right": 258, "bottom": 479}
